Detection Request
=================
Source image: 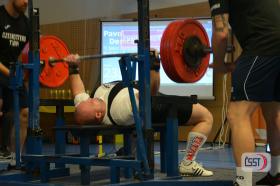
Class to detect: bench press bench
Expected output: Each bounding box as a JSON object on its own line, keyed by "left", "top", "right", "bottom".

{"left": 23, "top": 95, "right": 197, "bottom": 185}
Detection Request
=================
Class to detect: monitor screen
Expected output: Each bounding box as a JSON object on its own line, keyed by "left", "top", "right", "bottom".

{"left": 100, "top": 18, "right": 214, "bottom": 99}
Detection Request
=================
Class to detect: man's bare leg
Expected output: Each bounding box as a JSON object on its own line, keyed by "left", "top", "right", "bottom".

{"left": 11, "top": 108, "right": 28, "bottom": 153}
{"left": 228, "top": 101, "right": 259, "bottom": 186}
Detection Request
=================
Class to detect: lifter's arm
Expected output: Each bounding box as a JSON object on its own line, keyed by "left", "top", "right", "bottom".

{"left": 69, "top": 74, "right": 86, "bottom": 97}
{"left": 65, "top": 54, "right": 85, "bottom": 97}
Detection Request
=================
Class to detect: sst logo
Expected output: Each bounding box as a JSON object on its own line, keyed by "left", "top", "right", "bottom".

{"left": 241, "top": 153, "right": 271, "bottom": 172}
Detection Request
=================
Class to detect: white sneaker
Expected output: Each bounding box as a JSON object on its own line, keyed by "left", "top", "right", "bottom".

{"left": 179, "top": 160, "right": 213, "bottom": 177}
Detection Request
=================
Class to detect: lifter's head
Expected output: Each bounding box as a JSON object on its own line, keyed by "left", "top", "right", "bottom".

{"left": 75, "top": 98, "right": 106, "bottom": 125}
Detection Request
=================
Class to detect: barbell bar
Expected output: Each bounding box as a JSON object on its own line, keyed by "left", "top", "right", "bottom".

{"left": 47, "top": 44, "right": 234, "bottom": 65}
{"left": 48, "top": 53, "right": 138, "bottom": 64}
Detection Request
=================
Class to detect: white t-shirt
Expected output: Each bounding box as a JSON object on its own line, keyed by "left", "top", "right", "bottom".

{"left": 94, "top": 82, "right": 139, "bottom": 126}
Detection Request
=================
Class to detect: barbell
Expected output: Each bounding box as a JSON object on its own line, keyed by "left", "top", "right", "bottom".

{"left": 160, "top": 19, "right": 234, "bottom": 83}
{"left": 21, "top": 19, "right": 234, "bottom": 87}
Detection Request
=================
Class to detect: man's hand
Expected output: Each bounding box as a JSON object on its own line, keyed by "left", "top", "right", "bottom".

{"left": 66, "top": 54, "right": 80, "bottom": 75}
{"left": 209, "top": 62, "right": 235, "bottom": 73}
{"left": 65, "top": 54, "right": 80, "bottom": 64}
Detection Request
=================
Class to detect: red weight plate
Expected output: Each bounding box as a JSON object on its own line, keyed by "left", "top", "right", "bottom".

{"left": 166, "top": 19, "right": 189, "bottom": 82}
{"left": 40, "top": 35, "right": 69, "bottom": 87}
{"left": 22, "top": 35, "right": 69, "bottom": 87}
{"left": 166, "top": 20, "right": 185, "bottom": 82}
{"left": 160, "top": 22, "right": 173, "bottom": 81}
{"left": 160, "top": 19, "right": 210, "bottom": 83}
{"left": 170, "top": 19, "right": 210, "bottom": 83}
{"left": 160, "top": 20, "right": 184, "bottom": 82}
{"left": 160, "top": 21, "right": 176, "bottom": 80}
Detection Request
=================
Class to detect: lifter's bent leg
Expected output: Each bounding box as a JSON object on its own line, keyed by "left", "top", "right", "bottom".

{"left": 187, "top": 103, "right": 213, "bottom": 136}
{"left": 179, "top": 103, "right": 214, "bottom": 176}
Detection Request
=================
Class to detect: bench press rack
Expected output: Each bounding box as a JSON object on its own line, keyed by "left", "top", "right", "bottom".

{"left": 22, "top": 95, "right": 199, "bottom": 185}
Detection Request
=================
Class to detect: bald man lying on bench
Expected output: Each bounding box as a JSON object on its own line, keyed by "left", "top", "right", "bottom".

{"left": 66, "top": 50, "right": 214, "bottom": 177}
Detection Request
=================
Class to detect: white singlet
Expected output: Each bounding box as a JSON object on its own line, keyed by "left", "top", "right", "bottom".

{"left": 94, "top": 83, "right": 139, "bottom": 126}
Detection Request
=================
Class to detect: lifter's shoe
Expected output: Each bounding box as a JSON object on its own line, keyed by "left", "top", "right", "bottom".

{"left": 179, "top": 160, "right": 213, "bottom": 177}
{"left": 256, "top": 173, "right": 280, "bottom": 186}
{"left": 232, "top": 182, "right": 240, "bottom": 186}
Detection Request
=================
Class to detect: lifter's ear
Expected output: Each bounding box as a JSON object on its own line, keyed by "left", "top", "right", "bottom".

{"left": 95, "top": 112, "right": 102, "bottom": 119}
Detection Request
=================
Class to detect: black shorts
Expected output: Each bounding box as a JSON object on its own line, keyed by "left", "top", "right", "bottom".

{"left": 0, "top": 74, "right": 28, "bottom": 112}
{"left": 151, "top": 97, "right": 193, "bottom": 124}
{"left": 231, "top": 55, "right": 280, "bottom": 101}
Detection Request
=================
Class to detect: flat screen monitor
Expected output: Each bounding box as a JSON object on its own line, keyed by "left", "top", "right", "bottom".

{"left": 100, "top": 18, "right": 214, "bottom": 99}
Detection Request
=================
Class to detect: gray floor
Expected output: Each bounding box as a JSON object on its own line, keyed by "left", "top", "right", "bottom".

{"left": 45, "top": 143, "right": 267, "bottom": 185}
{"left": 0, "top": 143, "right": 268, "bottom": 185}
